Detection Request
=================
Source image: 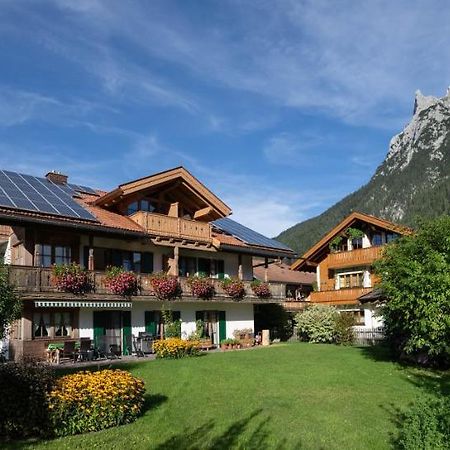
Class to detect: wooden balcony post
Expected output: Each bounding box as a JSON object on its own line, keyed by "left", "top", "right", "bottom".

{"left": 264, "top": 257, "right": 269, "bottom": 282}
{"left": 173, "top": 246, "right": 180, "bottom": 276}
{"left": 238, "top": 254, "right": 243, "bottom": 280}
{"left": 88, "top": 236, "right": 94, "bottom": 271}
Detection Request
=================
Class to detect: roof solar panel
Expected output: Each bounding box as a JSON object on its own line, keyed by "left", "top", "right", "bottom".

{"left": 212, "top": 218, "right": 293, "bottom": 252}
{"left": 0, "top": 170, "right": 98, "bottom": 222}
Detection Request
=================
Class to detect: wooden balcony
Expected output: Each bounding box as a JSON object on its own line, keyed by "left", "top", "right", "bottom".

{"left": 310, "top": 287, "right": 372, "bottom": 305}
{"left": 327, "top": 246, "right": 383, "bottom": 269}
{"left": 7, "top": 266, "right": 286, "bottom": 302}
{"left": 130, "top": 211, "right": 212, "bottom": 242}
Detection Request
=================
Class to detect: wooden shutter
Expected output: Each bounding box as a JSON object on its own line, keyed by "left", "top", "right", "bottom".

{"left": 93, "top": 311, "right": 106, "bottom": 348}
{"left": 142, "top": 252, "right": 154, "bottom": 274}
{"left": 218, "top": 311, "right": 226, "bottom": 342}
{"left": 122, "top": 311, "right": 132, "bottom": 356}
{"left": 145, "top": 311, "right": 157, "bottom": 336}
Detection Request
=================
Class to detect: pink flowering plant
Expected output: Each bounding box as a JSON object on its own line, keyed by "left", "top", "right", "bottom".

{"left": 150, "top": 272, "right": 181, "bottom": 300}
{"left": 250, "top": 280, "right": 272, "bottom": 299}
{"left": 104, "top": 266, "right": 138, "bottom": 297}
{"left": 221, "top": 278, "right": 246, "bottom": 300}
{"left": 188, "top": 276, "right": 215, "bottom": 300}
{"left": 52, "top": 263, "right": 91, "bottom": 295}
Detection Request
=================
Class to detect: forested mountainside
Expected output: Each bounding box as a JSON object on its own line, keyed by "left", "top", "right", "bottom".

{"left": 277, "top": 89, "right": 450, "bottom": 255}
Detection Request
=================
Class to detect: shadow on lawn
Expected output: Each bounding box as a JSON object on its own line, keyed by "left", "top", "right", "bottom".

{"left": 154, "top": 409, "right": 302, "bottom": 450}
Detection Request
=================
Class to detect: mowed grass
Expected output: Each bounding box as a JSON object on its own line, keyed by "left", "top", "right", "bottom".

{"left": 9, "top": 343, "right": 450, "bottom": 450}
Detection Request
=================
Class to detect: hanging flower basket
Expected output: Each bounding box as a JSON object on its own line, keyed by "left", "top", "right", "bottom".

{"left": 221, "top": 278, "right": 246, "bottom": 300}
{"left": 150, "top": 272, "right": 181, "bottom": 300}
{"left": 104, "top": 266, "right": 138, "bottom": 297}
{"left": 52, "top": 263, "right": 91, "bottom": 295}
{"left": 188, "top": 276, "right": 215, "bottom": 300}
{"left": 250, "top": 280, "right": 272, "bottom": 299}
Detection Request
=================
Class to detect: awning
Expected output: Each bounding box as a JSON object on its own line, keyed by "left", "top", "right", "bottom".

{"left": 34, "top": 300, "right": 132, "bottom": 309}
{"left": 358, "top": 288, "right": 384, "bottom": 303}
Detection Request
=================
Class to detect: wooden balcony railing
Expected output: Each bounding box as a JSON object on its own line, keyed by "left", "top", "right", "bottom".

{"left": 327, "top": 246, "right": 384, "bottom": 268}
{"left": 7, "top": 266, "right": 286, "bottom": 301}
{"left": 130, "top": 211, "right": 212, "bottom": 242}
{"left": 310, "top": 287, "right": 372, "bottom": 305}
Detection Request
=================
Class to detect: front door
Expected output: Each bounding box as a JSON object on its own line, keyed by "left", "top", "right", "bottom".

{"left": 196, "top": 310, "right": 226, "bottom": 345}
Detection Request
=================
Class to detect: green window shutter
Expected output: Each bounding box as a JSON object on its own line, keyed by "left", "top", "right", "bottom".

{"left": 173, "top": 311, "right": 181, "bottom": 321}
{"left": 218, "top": 260, "right": 225, "bottom": 279}
{"left": 145, "top": 311, "right": 157, "bottom": 336}
{"left": 219, "top": 311, "right": 226, "bottom": 342}
{"left": 141, "top": 252, "right": 154, "bottom": 274}
{"left": 122, "top": 311, "right": 132, "bottom": 356}
{"left": 93, "top": 311, "right": 106, "bottom": 348}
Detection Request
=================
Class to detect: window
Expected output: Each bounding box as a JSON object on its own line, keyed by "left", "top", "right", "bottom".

{"left": 86, "top": 247, "right": 153, "bottom": 273}
{"left": 33, "top": 311, "right": 73, "bottom": 338}
{"left": 372, "top": 233, "right": 383, "bottom": 246}
{"left": 386, "top": 232, "right": 398, "bottom": 243}
{"left": 351, "top": 237, "right": 363, "bottom": 249}
{"left": 36, "top": 244, "right": 71, "bottom": 267}
{"left": 338, "top": 271, "right": 364, "bottom": 289}
{"left": 179, "top": 256, "right": 225, "bottom": 278}
{"left": 127, "top": 199, "right": 156, "bottom": 216}
{"left": 341, "top": 310, "right": 365, "bottom": 326}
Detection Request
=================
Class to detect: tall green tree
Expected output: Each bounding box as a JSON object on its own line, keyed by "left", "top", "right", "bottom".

{"left": 374, "top": 216, "right": 450, "bottom": 366}
{"left": 0, "top": 264, "right": 22, "bottom": 340}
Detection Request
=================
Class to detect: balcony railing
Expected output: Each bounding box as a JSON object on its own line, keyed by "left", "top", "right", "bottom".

{"left": 327, "top": 246, "right": 384, "bottom": 268}
{"left": 130, "top": 211, "right": 212, "bottom": 242}
{"left": 310, "top": 287, "right": 372, "bottom": 305}
{"left": 7, "top": 266, "right": 286, "bottom": 301}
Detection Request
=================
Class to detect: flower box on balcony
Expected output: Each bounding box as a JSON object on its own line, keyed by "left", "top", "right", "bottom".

{"left": 250, "top": 280, "right": 272, "bottom": 299}
{"left": 104, "top": 266, "right": 138, "bottom": 297}
{"left": 150, "top": 272, "right": 181, "bottom": 300}
{"left": 51, "top": 263, "right": 91, "bottom": 295}
{"left": 188, "top": 276, "right": 215, "bottom": 299}
{"left": 221, "top": 278, "right": 246, "bottom": 300}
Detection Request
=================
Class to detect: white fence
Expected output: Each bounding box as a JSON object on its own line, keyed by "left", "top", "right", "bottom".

{"left": 353, "top": 326, "right": 384, "bottom": 346}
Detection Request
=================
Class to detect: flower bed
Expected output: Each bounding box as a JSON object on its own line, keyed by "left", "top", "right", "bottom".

{"left": 48, "top": 369, "right": 145, "bottom": 436}
{"left": 52, "top": 263, "right": 91, "bottom": 294}
{"left": 150, "top": 272, "right": 181, "bottom": 300}
{"left": 251, "top": 280, "right": 272, "bottom": 298}
{"left": 104, "top": 266, "right": 138, "bottom": 296}
{"left": 220, "top": 338, "right": 241, "bottom": 350}
{"left": 153, "top": 338, "right": 200, "bottom": 359}
{"left": 188, "top": 276, "right": 215, "bottom": 299}
{"left": 221, "top": 278, "right": 245, "bottom": 299}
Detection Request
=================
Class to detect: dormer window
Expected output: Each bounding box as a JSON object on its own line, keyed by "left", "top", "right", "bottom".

{"left": 127, "top": 199, "right": 156, "bottom": 216}
{"left": 351, "top": 237, "right": 363, "bottom": 250}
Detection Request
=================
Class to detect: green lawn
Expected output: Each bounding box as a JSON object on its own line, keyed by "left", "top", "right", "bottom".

{"left": 9, "top": 343, "right": 450, "bottom": 450}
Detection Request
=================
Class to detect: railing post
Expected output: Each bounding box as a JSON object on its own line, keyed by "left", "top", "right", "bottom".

{"left": 37, "top": 266, "right": 42, "bottom": 292}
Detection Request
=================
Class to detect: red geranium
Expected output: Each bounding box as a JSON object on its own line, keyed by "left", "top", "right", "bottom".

{"left": 150, "top": 272, "right": 181, "bottom": 300}
{"left": 188, "top": 276, "right": 215, "bottom": 300}
{"left": 251, "top": 280, "right": 272, "bottom": 298}
{"left": 221, "top": 278, "right": 246, "bottom": 300}
{"left": 105, "top": 267, "right": 138, "bottom": 297}
{"left": 52, "top": 263, "right": 91, "bottom": 295}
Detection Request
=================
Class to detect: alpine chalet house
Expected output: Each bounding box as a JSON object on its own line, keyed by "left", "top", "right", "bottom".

{"left": 290, "top": 212, "right": 411, "bottom": 328}
{"left": 0, "top": 167, "right": 294, "bottom": 360}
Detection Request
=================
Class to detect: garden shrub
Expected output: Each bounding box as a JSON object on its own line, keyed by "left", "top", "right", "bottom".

{"left": 295, "top": 304, "right": 338, "bottom": 343}
{"left": 153, "top": 338, "right": 199, "bottom": 359}
{"left": 398, "top": 396, "right": 450, "bottom": 450}
{"left": 0, "top": 361, "right": 55, "bottom": 439}
{"left": 161, "top": 309, "right": 181, "bottom": 338}
{"left": 334, "top": 312, "right": 356, "bottom": 345}
{"left": 48, "top": 369, "right": 145, "bottom": 436}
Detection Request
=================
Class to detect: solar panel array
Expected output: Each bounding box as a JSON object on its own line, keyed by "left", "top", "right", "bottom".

{"left": 212, "top": 217, "right": 293, "bottom": 252}
{"left": 0, "top": 170, "right": 98, "bottom": 221}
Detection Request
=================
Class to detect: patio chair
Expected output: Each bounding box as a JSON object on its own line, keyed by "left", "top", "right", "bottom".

{"left": 75, "top": 339, "right": 92, "bottom": 362}
{"left": 60, "top": 341, "right": 76, "bottom": 362}
{"left": 106, "top": 344, "right": 121, "bottom": 359}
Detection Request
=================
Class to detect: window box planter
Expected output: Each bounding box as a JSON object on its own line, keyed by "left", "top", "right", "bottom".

{"left": 51, "top": 263, "right": 91, "bottom": 295}
{"left": 221, "top": 278, "right": 246, "bottom": 300}
{"left": 188, "top": 276, "right": 215, "bottom": 300}
{"left": 104, "top": 266, "right": 138, "bottom": 297}
{"left": 150, "top": 272, "right": 181, "bottom": 300}
{"left": 251, "top": 280, "right": 272, "bottom": 299}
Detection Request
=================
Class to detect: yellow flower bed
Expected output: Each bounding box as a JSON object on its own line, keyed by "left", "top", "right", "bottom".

{"left": 48, "top": 369, "right": 145, "bottom": 436}
{"left": 153, "top": 338, "right": 200, "bottom": 359}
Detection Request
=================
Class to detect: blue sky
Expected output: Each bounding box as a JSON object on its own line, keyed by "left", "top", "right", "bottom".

{"left": 0, "top": 1, "right": 449, "bottom": 236}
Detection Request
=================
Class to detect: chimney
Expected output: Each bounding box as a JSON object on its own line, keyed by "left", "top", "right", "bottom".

{"left": 45, "top": 170, "right": 68, "bottom": 185}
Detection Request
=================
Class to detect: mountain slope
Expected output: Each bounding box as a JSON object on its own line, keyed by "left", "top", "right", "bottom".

{"left": 277, "top": 89, "right": 450, "bottom": 255}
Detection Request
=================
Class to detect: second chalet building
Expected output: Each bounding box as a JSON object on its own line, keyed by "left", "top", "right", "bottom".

{"left": 0, "top": 167, "right": 294, "bottom": 360}
{"left": 291, "top": 212, "right": 411, "bottom": 328}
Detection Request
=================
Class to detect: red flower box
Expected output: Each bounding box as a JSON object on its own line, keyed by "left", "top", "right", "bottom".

{"left": 52, "top": 263, "right": 91, "bottom": 295}
{"left": 251, "top": 281, "right": 272, "bottom": 298}
{"left": 188, "top": 276, "right": 215, "bottom": 300}
{"left": 150, "top": 273, "right": 181, "bottom": 300}
{"left": 105, "top": 267, "right": 138, "bottom": 297}
{"left": 221, "top": 278, "right": 246, "bottom": 300}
